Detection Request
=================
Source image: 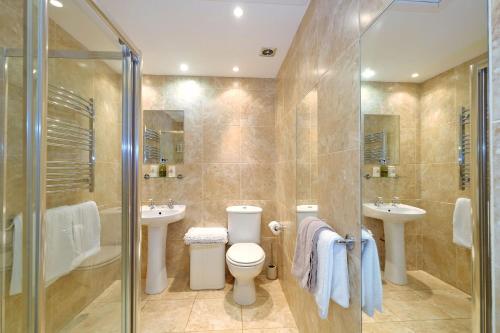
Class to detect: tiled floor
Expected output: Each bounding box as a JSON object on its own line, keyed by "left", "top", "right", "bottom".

{"left": 362, "top": 270, "right": 472, "bottom": 333}
{"left": 62, "top": 276, "right": 298, "bottom": 333}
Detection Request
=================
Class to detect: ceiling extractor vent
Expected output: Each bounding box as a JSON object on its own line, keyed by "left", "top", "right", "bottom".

{"left": 260, "top": 48, "right": 277, "bottom": 57}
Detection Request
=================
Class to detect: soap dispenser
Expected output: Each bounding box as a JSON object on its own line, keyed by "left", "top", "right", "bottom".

{"left": 380, "top": 159, "right": 388, "bottom": 177}
{"left": 159, "top": 158, "right": 167, "bottom": 177}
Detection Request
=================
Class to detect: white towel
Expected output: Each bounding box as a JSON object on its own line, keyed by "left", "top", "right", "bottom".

{"left": 45, "top": 206, "right": 80, "bottom": 284}
{"left": 361, "top": 229, "right": 383, "bottom": 317}
{"left": 314, "top": 230, "right": 349, "bottom": 319}
{"left": 10, "top": 201, "right": 101, "bottom": 295}
{"left": 9, "top": 214, "right": 23, "bottom": 295}
{"left": 453, "top": 198, "right": 472, "bottom": 248}
{"left": 184, "top": 227, "right": 228, "bottom": 244}
{"left": 71, "top": 201, "right": 101, "bottom": 267}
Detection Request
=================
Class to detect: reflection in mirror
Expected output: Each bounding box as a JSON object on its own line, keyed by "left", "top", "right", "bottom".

{"left": 143, "top": 110, "right": 184, "bottom": 178}
{"left": 296, "top": 89, "right": 319, "bottom": 223}
{"left": 363, "top": 114, "right": 400, "bottom": 165}
{"left": 361, "top": 0, "right": 487, "bottom": 330}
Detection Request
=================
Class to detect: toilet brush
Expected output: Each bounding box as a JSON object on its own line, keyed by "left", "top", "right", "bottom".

{"left": 266, "top": 242, "right": 278, "bottom": 280}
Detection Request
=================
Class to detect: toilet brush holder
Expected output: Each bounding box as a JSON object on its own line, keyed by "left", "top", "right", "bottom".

{"left": 266, "top": 241, "right": 277, "bottom": 280}
{"left": 266, "top": 264, "right": 277, "bottom": 280}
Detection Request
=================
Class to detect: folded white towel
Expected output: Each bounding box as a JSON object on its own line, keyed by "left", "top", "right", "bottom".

{"left": 45, "top": 205, "right": 80, "bottom": 284}
{"left": 361, "top": 229, "right": 383, "bottom": 317}
{"left": 10, "top": 201, "right": 101, "bottom": 295}
{"left": 453, "top": 198, "right": 472, "bottom": 248}
{"left": 184, "top": 227, "right": 228, "bottom": 244}
{"left": 314, "top": 229, "right": 349, "bottom": 319}
{"left": 71, "top": 201, "right": 101, "bottom": 267}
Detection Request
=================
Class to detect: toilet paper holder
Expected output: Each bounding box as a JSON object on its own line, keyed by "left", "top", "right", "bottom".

{"left": 268, "top": 221, "right": 286, "bottom": 233}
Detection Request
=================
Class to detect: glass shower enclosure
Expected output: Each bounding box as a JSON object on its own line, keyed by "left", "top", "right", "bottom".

{"left": 0, "top": 1, "right": 141, "bottom": 332}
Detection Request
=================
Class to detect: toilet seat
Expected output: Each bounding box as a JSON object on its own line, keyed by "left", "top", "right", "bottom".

{"left": 226, "top": 243, "right": 265, "bottom": 267}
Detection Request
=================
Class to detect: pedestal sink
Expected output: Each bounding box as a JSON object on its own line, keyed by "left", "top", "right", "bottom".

{"left": 363, "top": 203, "right": 426, "bottom": 285}
{"left": 141, "top": 205, "right": 186, "bottom": 294}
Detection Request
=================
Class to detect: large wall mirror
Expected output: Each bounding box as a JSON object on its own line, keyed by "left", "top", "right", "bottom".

{"left": 361, "top": 0, "right": 488, "bottom": 331}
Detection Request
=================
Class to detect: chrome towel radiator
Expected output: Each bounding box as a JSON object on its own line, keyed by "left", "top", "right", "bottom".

{"left": 458, "top": 106, "right": 471, "bottom": 190}
{"left": 46, "top": 84, "right": 95, "bottom": 193}
{"left": 364, "top": 131, "right": 387, "bottom": 163}
{"left": 144, "top": 127, "right": 160, "bottom": 163}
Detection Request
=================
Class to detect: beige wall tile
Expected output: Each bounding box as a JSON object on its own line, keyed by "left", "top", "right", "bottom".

{"left": 203, "top": 163, "right": 241, "bottom": 200}
{"left": 241, "top": 163, "right": 276, "bottom": 200}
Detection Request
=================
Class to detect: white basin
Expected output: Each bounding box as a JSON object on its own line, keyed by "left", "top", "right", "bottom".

{"left": 363, "top": 203, "right": 426, "bottom": 223}
{"left": 141, "top": 205, "right": 186, "bottom": 294}
{"left": 362, "top": 203, "right": 426, "bottom": 285}
{"left": 142, "top": 205, "right": 186, "bottom": 227}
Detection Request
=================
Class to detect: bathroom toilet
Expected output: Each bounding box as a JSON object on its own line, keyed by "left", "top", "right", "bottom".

{"left": 225, "top": 205, "right": 266, "bottom": 305}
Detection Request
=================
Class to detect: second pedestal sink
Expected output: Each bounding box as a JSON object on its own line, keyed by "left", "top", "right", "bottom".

{"left": 363, "top": 203, "right": 426, "bottom": 285}
{"left": 141, "top": 204, "right": 186, "bottom": 294}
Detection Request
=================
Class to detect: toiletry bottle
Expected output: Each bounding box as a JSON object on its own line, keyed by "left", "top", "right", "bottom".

{"left": 168, "top": 165, "right": 176, "bottom": 178}
{"left": 380, "top": 159, "right": 388, "bottom": 177}
{"left": 159, "top": 158, "right": 167, "bottom": 177}
{"left": 388, "top": 165, "right": 396, "bottom": 178}
{"left": 372, "top": 166, "right": 381, "bottom": 178}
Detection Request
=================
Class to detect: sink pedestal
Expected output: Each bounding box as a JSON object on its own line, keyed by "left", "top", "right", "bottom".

{"left": 383, "top": 222, "right": 407, "bottom": 285}
{"left": 145, "top": 225, "right": 168, "bottom": 294}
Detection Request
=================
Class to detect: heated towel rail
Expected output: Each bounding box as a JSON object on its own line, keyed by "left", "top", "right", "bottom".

{"left": 364, "top": 131, "right": 387, "bottom": 163}
{"left": 144, "top": 127, "right": 160, "bottom": 163}
{"left": 458, "top": 106, "right": 471, "bottom": 190}
{"left": 47, "top": 84, "right": 95, "bottom": 193}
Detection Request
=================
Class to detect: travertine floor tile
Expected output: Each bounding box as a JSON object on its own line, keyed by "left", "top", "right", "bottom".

{"left": 242, "top": 295, "right": 297, "bottom": 330}
{"left": 61, "top": 302, "right": 121, "bottom": 333}
{"left": 365, "top": 270, "right": 472, "bottom": 330}
{"left": 406, "top": 319, "right": 471, "bottom": 332}
{"left": 185, "top": 297, "right": 242, "bottom": 331}
{"left": 196, "top": 281, "right": 233, "bottom": 299}
{"left": 93, "top": 280, "right": 121, "bottom": 303}
{"left": 142, "top": 278, "right": 198, "bottom": 301}
{"left": 243, "top": 329, "right": 299, "bottom": 333}
{"left": 363, "top": 322, "right": 415, "bottom": 333}
{"left": 140, "top": 299, "right": 194, "bottom": 333}
{"left": 384, "top": 298, "right": 451, "bottom": 321}
{"left": 255, "top": 276, "right": 285, "bottom": 297}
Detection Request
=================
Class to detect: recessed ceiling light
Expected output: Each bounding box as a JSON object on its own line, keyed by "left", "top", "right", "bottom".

{"left": 233, "top": 6, "right": 244, "bottom": 18}
{"left": 180, "top": 63, "right": 189, "bottom": 72}
{"left": 232, "top": 66, "right": 240, "bottom": 73}
{"left": 362, "top": 68, "right": 376, "bottom": 79}
{"left": 411, "top": 72, "right": 420, "bottom": 78}
{"left": 50, "top": 0, "right": 63, "bottom": 8}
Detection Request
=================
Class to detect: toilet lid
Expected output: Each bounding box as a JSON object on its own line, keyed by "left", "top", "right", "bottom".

{"left": 226, "top": 243, "right": 265, "bottom": 265}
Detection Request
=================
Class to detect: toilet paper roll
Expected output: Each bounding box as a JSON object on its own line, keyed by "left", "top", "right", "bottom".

{"left": 268, "top": 221, "right": 283, "bottom": 235}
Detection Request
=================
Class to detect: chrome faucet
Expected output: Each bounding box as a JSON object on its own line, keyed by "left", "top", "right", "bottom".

{"left": 391, "top": 196, "right": 400, "bottom": 206}
{"left": 374, "top": 197, "right": 384, "bottom": 207}
{"left": 148, "top": 198, "right": 155, "bottom": 209}
{"left": 167, "top": 198, "right": 174, "bottom": 209}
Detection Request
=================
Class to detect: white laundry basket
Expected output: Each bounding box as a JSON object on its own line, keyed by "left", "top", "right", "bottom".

{"left": 184, "top": 227, "right": 227, "bottom": 290}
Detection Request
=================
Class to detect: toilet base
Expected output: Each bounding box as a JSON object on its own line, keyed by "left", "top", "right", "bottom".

{"left": 233, "top": 277, "right": 256, "bottom": 305}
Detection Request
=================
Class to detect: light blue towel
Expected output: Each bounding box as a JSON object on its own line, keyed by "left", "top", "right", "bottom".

{"left": 314, "top": 230, "right": 349, "bottom": 319}
{"left": 361, "top": 229, "right": 383, "bottom": 317}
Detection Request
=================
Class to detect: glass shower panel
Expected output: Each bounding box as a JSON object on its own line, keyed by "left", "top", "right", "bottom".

{"left": 1, "top": 1, "right": 27, "bottom": 332}
{"left": 45, "top": 2, "right": 125, "bottom": 332}
{"left": 1, "top": 52, "right": 27, "bottom": 333}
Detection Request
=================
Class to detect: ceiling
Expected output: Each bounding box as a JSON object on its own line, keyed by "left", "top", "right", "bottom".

{"left": 361, "top": 0, "right": 488, "bottom": 83}
{"left": 92, "top": 0, "right": 309, "bottom": 78}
